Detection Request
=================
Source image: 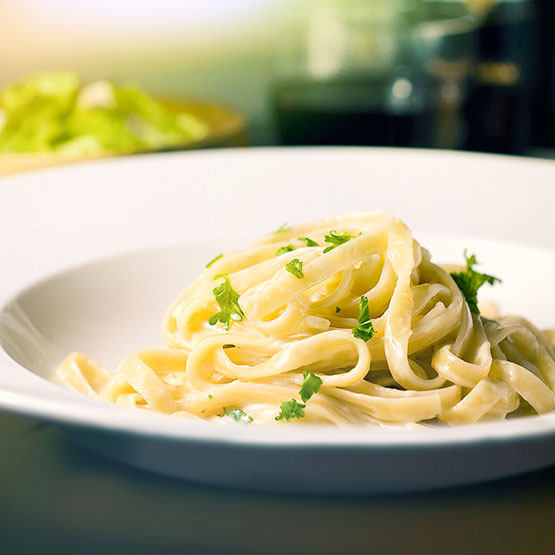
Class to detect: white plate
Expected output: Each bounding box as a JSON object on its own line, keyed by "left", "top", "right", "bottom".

{"left": 0, "top": 147, "right": 554, "bottom": 494}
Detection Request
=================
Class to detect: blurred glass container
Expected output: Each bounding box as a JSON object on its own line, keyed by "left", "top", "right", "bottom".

{"left": 272, "top": 0, "right": 479, "bottom": 149}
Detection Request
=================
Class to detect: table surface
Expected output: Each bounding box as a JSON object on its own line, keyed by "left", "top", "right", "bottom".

{"left": 1, "top": 412, "right": 555, "bottom": 555}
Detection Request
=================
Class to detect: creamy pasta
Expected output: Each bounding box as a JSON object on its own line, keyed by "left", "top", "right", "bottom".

{"left": 58, "top": 212, "right": 555, "bottom": 426}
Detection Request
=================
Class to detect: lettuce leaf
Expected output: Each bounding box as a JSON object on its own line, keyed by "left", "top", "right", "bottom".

{"left": 0, "top": 71, "right": 208, "bottom": 154}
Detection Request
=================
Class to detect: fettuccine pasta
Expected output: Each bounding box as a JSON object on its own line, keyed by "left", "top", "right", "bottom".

{"left": 58, "top": 212, "right": 555, "bottom": 426}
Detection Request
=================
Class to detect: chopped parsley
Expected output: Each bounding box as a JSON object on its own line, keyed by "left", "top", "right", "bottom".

{"left": 285, "top": 258, "right": 304, "bottom": 279}
{"left": 275, "top": 399, "right": 305, "bottom": 421}
{"left": 207, "top": 394, "right": 213, "bottom": 399}
{"left": 277, "top": 237, "right": 318, "bottom": 256}
{"left": 299, "top": 370, "right": 323, "bottom": 403}
{"left": 275, "top": 371, "right": 322, "bottom": 421}
{"left": 223, "top": 407, "right": 253, "bottom": 424}
{"left": 208, "top": 273, "right": 244, "bottom": 330}
{"left": 335, "top": 306, "right": 341, "bottom": 313}
{"left": 298, "top": 236, "right": 319, "bottom": 247}
{"left": 273, "top": 222, "right": 290, "bottom": 233}
{"left": 205, "top": 253, "right": 223, "bottom": 268}
{"left": 450, "top": 250, "right": 502, "bottom": 315}
{"left": 276, "top": 244, "right": 296, "bottom": 257}
{"left": 352, "top": 295, "right": 375, "bottom": 341}
{"left": 323, "top": 230, "right": 356, "bottom": 253}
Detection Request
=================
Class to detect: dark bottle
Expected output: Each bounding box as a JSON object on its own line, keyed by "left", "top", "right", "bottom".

{"left": 529, "top": 0, "right": 555, "bottom": 149}
{"left": 464, "top": 0, "right": 537, "bottom": 154}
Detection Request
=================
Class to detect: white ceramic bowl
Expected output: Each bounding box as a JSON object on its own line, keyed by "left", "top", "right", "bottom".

{"left": 0, "top": 148, "right": 554, "bottom": 494}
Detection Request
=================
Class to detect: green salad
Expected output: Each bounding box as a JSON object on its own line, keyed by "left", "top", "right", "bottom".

{"left": 0, "top": 71, "right": 209, "bottom": 154}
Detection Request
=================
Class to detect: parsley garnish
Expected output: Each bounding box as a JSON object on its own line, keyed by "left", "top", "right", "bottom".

{"left": 323, "top": 230, "right": 356, "bottom": 253}
{"left": 276, "top": 244, "right": 296, "bottom": 257}
{"left": 223, "top": 407, "right": 253, "bottom": 424}
{"left": 450, "top": 251, "right": 502, "bottom": 315}
{"left": 275, "top": 371, "right": 322, "bottom": 421}
{"left": 205, "top": 254, "right": 223, "bottom": 268}
{"left": 275, "top": 399, "right": 305, "bottom": 421}
{"left": 352, "top": 295, "right": 375, "bottom": 341}
{"left": 285, "top": 258, "right": 304, "bottom": 278}
{"left": 299, "top": 370, "right": 323, "bottom": 403}
{"left": 277, "top": 237, "right": 318, "bottom": 256}
{"left": 207, "top": 394, "right": 213, "bottom": 399}
{"left": 335, "top": 306, "right": 341, "bottom": 313}
{"left": 208, "top": 273, "right": 244, "bottom": 330}
{"left": 298, "top": 236, "right": 319, "bottom": 247}
{"left": 274, "top": 222, "right": 290, "bottom": 233}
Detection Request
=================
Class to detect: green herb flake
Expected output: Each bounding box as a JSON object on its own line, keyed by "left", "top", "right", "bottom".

{"left": 276, "top": 244, "right": 296, "bottom": 257}
{"left": 275, "top": 399, "right": 306, "bottom": 421}
{"left": 450, "top": 250, "right": 502, "bottom": 315}
{"left": 298, "top": 236, "right": 319, "bottom": 247}
{"left": 285, "top": 258, "right": 304, "bottom": 279}
{"left": 223, "top": 407, "right": 253, "bottom": 424}
{"left": 323, "top": 230, "right": 356, "bottom": 253}
{"left": 207, "top": 394, "right": 213, "bottom": 399}
{"left": 299, "top": 370, "right": 323, "bottom": 403}
{"left": 335, "top": 306, "right": 341, "bottom": 313}
{"left": 208, "top": 273, "right": 244, "bottom": 330}
{"left": 352, "top": 295, "right": 375, "bottom": 341}
{"left": 273, "top": 222, "right": 290, "bottom": 233}
{"left": 205, "top": 254, "right": 223, "bottom": 268}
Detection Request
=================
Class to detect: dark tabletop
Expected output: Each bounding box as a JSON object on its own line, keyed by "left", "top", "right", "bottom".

{"left": 1, "top": 411, "right": 554, "bottom": 555}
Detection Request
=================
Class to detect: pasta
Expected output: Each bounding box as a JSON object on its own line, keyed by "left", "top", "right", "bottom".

{"left": 57, "top": 212, "right": 555, "bottom": 426}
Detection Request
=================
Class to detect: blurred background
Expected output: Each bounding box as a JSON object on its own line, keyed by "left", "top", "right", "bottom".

{"left": 0, "top": 0, "right": 554, "bottom": 160}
